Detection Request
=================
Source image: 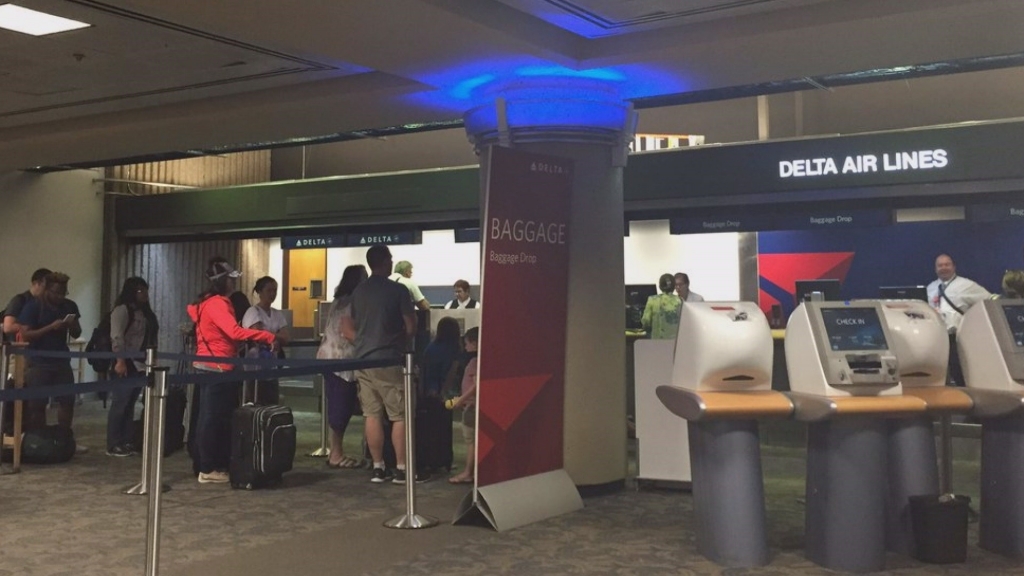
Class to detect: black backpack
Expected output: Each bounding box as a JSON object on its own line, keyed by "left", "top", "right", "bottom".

{"left": 85, "top": 309, "right": 133, "bottom": 373}
{"left": 85, "top": 314, "right": 114, "bottom": 373}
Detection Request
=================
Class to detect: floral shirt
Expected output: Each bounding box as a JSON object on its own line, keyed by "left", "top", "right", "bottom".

{"left": 641, "top": 293, "right": 682, "bottom": 340}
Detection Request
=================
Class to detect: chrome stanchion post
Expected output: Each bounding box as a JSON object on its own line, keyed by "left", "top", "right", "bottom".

{"left": 309, "top": 372, "right": 329, "bottom": 457}
{"left": 125, "top": 348, "right": 169, "bottom": 495}
{"left": 939, "top": 415, "right": 954, "bottom": 494}
{"left": 145, "top": 367, "right": 169, "bottom": 576}
{"left": 0, "top": 342, "right": 8, "bottom": 475}
{"left": 384, "top": 353, "right": 438, "bottom": 529}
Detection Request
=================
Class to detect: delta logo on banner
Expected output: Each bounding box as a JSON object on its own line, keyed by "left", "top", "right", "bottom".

{"left": 455, "top": 145, "right": 582, "bottom": 531}
{"left": 758, "top": 252, "right": 855, "bottom": 318}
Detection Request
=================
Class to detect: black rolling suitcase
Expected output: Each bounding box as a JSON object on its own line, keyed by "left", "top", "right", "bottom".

{"left": 416, "top": 395, "right": 453, "bottom": 472}
{"left": 230, "top": 404, "right": 296, "bottom": 489}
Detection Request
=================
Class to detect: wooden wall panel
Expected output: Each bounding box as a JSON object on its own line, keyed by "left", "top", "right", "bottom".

{"left": 103, "top": 151, "right": 272, "bottom": 362}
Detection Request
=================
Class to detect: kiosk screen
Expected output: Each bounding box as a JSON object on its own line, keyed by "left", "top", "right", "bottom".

{"left": 1002, "top": 305, "right": 1024, "bottom": 347}
{"left": 821, "top": 308, "right": 888, "bottom": 351}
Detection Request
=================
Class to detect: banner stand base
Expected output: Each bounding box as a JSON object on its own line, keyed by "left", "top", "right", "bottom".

{"left": 453, "top": 469, "right": 583, "bottom": 532}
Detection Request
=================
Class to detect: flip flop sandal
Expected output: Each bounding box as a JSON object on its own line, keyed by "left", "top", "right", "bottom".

{"left": 327, "top": 456, "right": 362, "bottom": 469}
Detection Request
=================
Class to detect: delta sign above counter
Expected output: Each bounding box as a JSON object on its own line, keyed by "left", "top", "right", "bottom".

{"left": 626, "top": 119, "right": 1024, "bottom": 209}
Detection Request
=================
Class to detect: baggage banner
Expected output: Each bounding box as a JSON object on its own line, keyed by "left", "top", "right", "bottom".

{"left": 476, "top": 145, "right": 574, "bottom": 488}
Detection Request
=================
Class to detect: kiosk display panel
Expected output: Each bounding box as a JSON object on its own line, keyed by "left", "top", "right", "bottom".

{"left": 1001, "top": 305, "right": 1024, "bottom": 347}
{"left": 821, "top": 308, "right": 888, "bottom": 351}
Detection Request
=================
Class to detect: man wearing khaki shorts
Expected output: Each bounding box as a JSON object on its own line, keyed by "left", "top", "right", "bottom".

{"left": 343, "top": 244, "right": 416, "bottom": 484}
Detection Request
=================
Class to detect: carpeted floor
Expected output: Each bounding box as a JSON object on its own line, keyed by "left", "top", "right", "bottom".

{"left": 0, "top": 401, "right": 1020, "bottom": 576}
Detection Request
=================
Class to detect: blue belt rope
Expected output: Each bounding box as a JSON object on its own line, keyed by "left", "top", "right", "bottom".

{"left": 0, "top": 355, "right": 402, "bottom": 403}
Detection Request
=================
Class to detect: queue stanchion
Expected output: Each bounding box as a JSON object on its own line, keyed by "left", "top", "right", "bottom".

{"left": 145, "top": 367, "right": 170, "bottom": 576}
{"left": 308, "top": 372, "right": 329, "bottom": 457}
{"left": 938, "top": 414, "right": 954, "bottom": 494}
{"left": 125, "top": 348, "right": 169, "bottom": 495}
{"left": 384, "top": 353, "right": 438, "bottom": 530}
{"left": 0, "top": 342, "right": 9, "bottom": 476}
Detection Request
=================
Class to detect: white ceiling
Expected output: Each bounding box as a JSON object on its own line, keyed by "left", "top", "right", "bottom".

{"left": 0, "top": 0, "right": 1021, "bottom": 171}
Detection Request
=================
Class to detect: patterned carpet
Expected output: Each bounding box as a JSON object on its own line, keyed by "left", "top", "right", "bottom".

{"left": 1, "top": 401, "right": 1022, "bottom": 575}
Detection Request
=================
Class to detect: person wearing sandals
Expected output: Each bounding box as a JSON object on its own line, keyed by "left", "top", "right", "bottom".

{"left": 105, "top": 277, "right": 158, "bottom": 457}
{"left": 187, "top": 257, "right": 277, "bottom": 484}
{"left": 317, "top": 264, "right": 367, "bottom": 469}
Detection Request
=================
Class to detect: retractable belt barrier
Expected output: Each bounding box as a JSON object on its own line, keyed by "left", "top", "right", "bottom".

{"left": 0, "top": 347, "right": 399, "bottom": 403}
{"left": 1, "top": 344, "right": 432, "bottom": 576}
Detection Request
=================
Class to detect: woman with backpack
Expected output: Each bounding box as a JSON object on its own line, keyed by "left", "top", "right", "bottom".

{"left": 105, "top": 276, "right": 159, "bottom": 457}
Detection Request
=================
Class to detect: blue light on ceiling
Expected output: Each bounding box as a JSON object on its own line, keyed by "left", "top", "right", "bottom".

{"left": 403, "top": 57, "right": 688, "bottom": 116}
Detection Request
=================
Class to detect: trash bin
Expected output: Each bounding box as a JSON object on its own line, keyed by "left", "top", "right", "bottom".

{"left": 909, "top": 494, "right": 970, "bottom": 564}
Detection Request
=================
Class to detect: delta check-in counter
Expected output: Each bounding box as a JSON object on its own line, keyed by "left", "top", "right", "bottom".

{"left": 655, "top": 302, "right": 793, "bottom": 568}
{"left": 958, "top": 299, "right": 1024, "bottom": 559}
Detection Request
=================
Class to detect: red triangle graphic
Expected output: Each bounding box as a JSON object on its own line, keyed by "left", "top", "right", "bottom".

{"left": 759, "top": 252, "right": 855, "bottom": 292}
{"left": 475, "top": 374, "right": 551, "bottom": 462}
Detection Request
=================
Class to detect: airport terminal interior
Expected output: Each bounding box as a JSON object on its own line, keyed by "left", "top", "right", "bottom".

{"left": 5, "top": 1, "right": 1024, "bottom": 574}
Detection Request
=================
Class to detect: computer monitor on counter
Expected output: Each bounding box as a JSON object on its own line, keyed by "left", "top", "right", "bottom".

{"left": 879, "top": 285, "right": 928, "bottom": 301}
{"left": 795, "top": 279, "right": 841, "bottom": 304}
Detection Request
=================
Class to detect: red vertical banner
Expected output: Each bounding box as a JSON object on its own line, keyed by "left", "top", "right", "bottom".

{"left": 476, "top": 145, "right": 574, "bottom": 488}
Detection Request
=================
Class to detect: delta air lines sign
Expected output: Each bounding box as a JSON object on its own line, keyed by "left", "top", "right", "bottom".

{"left": 779, "top": 149, "right": 948, "bottom": 179}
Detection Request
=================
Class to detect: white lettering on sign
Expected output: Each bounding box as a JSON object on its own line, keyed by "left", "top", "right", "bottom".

{"left": 702, "top": 220, "right": 741, "bottom": 230}
{"left": 780, "top": 149, "right": 947, "bottom": 179}
{"left": 1010, "top": 208, "right": 1024, "bottom": 217}
{"left": 358, "top": 234, "right": 403, "bottom": 245}
{"left": 530, "top": 162, "right": 569, "bottom": 175}
{"left": 836, "top": 318, "right": 866, "bottom": 326}
{"left": 490, "top": 218, "right": 567, "bottom": 244}
{"left": 295, "top": 238, "right": 330, "bottom": 247}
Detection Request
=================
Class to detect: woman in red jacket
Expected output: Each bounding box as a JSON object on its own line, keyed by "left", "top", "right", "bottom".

{"left": 187, "top": 257, "right": 276, "bottom": 484}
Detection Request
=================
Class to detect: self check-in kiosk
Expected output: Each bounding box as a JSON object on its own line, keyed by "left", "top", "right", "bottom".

{"left": 958, "top": 299, "right": 1024, "bottom": 558}
{"left": 786, "top": 301, "right": 929, "bottom": 572}
{"left": 878, "top": 301, "right": 973, "bottom": 558}
{"left": 656, "top": 302, "right": 793, "bottom": 568}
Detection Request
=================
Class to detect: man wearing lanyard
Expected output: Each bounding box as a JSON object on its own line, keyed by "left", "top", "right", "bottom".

{"left": 926, "top": 254, "right": 991, "bottom": 385}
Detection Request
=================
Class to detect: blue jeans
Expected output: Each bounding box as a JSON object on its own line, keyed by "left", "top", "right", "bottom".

{"left": 105, "top": 363, "right": 142, "bottom": 451}
{"left": 196, "top": 379, "right": 240, "bottom": 474}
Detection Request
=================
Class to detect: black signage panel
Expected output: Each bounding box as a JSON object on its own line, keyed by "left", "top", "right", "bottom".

{"left": 454, "top": 228, "right": 481, "bottom": 243}
{"left": 671, "top": 208, "right": 890, "bottom": 235}
{"left": 773, "top": 208, "right": 891, "bottom": 231}
{"left": 670, "top": 214, "right": 774, "bottom": 234}
{"left": 281, "top": 234, "right": 346, "bottom": 249}
{"left": 630, "top": 121, "right": 1024, "bottom": 201}
{"left": 346, "top": 231, "right": 421, "bottom": 247}
{"left": 969, "top": 203, "right": 1024, "bottom": 223}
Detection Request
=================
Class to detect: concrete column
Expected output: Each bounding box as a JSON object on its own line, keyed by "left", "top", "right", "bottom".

{"left": 465, "top": 79, "right": 634, "bottom": 489}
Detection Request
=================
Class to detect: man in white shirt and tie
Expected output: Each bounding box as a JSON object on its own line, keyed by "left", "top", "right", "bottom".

{"left": 927, "top": 254, "right": 990, "bottom": 333}
{"left": 926, "top": 253, "right": 991, "bottom": 385}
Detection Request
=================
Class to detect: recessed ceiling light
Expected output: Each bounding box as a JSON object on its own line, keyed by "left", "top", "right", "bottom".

{"left": 0, "top": 3, "right": 90, "bottom": 36}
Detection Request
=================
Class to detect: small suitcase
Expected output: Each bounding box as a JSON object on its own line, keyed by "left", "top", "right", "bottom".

{"left": 230, "top": 404, "right": 296, "bottom": 489}
{"left": 415, "top": 395, "right": 453, "bottom": 472}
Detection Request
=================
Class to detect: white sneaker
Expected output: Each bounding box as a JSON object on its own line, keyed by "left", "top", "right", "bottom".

{"left": 198, "top": 471, "right": 230, "bottom": 484}
{"left": 75, "top": 444, "right": 89, "bottom": 455}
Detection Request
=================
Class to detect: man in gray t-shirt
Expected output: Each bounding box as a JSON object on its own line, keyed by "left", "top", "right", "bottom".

{"left": 342, "top": 244, "right": 417, "bottom": 483}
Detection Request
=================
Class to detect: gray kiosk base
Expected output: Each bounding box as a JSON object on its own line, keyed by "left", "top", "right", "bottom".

{"left": 980, "top": 414, "right": 1024, "bottom": 558}
{"left": 806, "top": 418, "right": 887, "bottom": 573}
{"left": 886, "top": 416, "right": 940, "bottom": 557}
{"left": 688, "top": 420, "right": 769, "bottom": 567}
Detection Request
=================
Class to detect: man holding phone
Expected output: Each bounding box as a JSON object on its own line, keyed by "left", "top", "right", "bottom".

{"left": 18, "top": 272, "right": 82, "bottom": 435}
